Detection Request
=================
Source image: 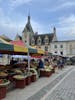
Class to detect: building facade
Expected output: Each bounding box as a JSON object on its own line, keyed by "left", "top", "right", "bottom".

{"left": 20, "top": 15, "right": 57, "bottom": 52}
{"left": 0, "top": 15, "right": 75, "bottom": 59}
{"left": 14, "top": 15, "right": 75, "bottom": 57}
{"left": 50, "top": 41, "right": 75, "bottom": 57}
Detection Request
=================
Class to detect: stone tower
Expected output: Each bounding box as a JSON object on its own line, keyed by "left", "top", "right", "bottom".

{"left": 53, "top": 27, "right": 56, "bottom": 34}
{"left": 52, "top": 27, "right": 58, "bottom": 41}
{"left": 22, "top": 15, "right": 34, "bottom": 46}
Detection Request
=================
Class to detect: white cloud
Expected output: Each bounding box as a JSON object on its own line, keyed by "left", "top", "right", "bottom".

{"left": 0, "top": 9, "right": 45, "bottom": 39}
{"left": 9, "top": 0, "right": 32, "bottom": 9}
{"left": 59, "top": 15, "right": 75, "bottom": 25}
{"left": 57, "top": 15, "right": 75, "bottom": 40}
{"left": 31, "top": 20, "right": 46, "bottom": 34}
{"left": 46, "top": 1, "right": 75, "bottom": 12}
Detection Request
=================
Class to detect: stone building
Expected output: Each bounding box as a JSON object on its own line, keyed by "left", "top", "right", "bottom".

{"left": 15, "top": 15, "right": 57, "bottom": 52}
{"left": 51, "top": 40, "right": 75, "bottom": 57}
{"left": 0, "top": 15, "right": 75, "bottom": 59}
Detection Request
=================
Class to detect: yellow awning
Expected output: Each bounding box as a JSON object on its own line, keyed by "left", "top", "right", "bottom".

{"left": 31, "top": 46, "right": 44, "bottom": 54}
{"left": 14, "top": 45, "right": 28, "bottom": 53}
{"left": 37, "top": 49, "right": 45, "bottom": 54}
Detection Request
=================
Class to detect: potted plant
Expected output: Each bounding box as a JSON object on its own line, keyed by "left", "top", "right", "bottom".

{"left": 39, "top": 68, "right": 46, "bottom": 77}
{"left": 25, "top": 71, "right": 32, "bottom": 85}
{"left": 44, "top": 68, "right": 52, "bottom": 77}
{"left": 0, "top": 79, "right": 10, "bottom": 99}
{"left": 30, "top": 68, "right": 38, "bottom": 82}
{"left": 13, "top": 75, "right": 26, "bottom": 88}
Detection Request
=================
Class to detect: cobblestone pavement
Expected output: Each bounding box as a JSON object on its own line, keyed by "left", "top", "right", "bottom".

{"left": 42, "top": 68, "right": 75, "bottom": 100}
{"left": 27, "top": 67, "right": 74, "bottom": 100}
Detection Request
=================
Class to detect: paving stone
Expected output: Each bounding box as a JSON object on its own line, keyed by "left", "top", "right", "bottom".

{"left": 45, "top": 70, "right": 75, "bottom": 100}
{"left": 27, "top": 68, "right": 72, "bottom": 100}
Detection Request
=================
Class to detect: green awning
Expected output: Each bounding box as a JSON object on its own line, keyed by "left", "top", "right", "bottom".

{"left": 0, "top": 43, "right": 37, "bottom": 55}
{"left": 0, "top": 43, "right": 14, "bottom": 51}
{"left": 28, "top": 47, "right": 37, "bottom": 53}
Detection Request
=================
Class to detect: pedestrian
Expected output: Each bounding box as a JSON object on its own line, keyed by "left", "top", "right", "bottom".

{"left": 38, "top": 59, "right": 44, "bottom": 69}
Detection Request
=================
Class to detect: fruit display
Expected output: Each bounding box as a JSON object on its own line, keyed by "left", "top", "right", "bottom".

{"left": 44, "top": 66, "right": 52, "bottom": 72}
{"left": 0, "top": 72, "right": 8, "bottom": 77}
{"left": 14, "top": 69, "right": 23, "bottom": 74}
{"left": 6, "top": 70, "right": 16, "bottom": 75}
{"left": 30, "top": 68, "right": 37, "bottom": 74}
{"left": 45, "top": 68, "right": 52, "bottom": 72}
{"left": 0, "top": 79, "right": 10, "bottom": 86}
{"left": 13, "top": 75, "right": 26, "bottom": 80}
{"left": 30, "top": 68, "right": 38, "bottom": 79}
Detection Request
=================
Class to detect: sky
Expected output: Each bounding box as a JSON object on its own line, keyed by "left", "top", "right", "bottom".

{"left": 0, "top": 0, "right": 75, "bottom": 40}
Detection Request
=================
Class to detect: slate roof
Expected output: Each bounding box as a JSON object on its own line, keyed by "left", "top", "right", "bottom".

{"left": 33, "top": 33, "right": 54, "bottom": 45}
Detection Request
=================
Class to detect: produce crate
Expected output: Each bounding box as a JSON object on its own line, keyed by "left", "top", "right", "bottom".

{"left": 45, "top": 71, "right": 52, "bottom": 77}
{"left": 31, "top": 74, "right": 36, "bottom": 82}
{"left": 40, "top": 70, "right": 52, "bottom": 77}
{"left": 40, "top": 70, "right": 46, "bottom": 77}
{"left": 15, "top": 79, "right": 26, "bottom": 88}
{"left": 0, "top": 87, "right": 7, "bottom": 99}
{"left": 26, "top": 76, "right": 31, "bottom": 85}
{"left": 51, "top": 69, "right": 55, "bottom": 73}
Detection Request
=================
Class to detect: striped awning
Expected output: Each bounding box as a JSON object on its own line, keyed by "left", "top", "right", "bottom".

{"left": 37, "top": 49, "right": 45, "bottom": 54}
{"left": 31, "top": 46, "right": 45, "bottom": 54}
{"left": 0, "top": 42, "right": 28, "bottom": 55}
{"left": 0, "top": 40, "right": 44, "bottom": 55}
{"left": 14, "top": 45, "right": 28, "bottom": 53}
{"left": 10, "top": 41, "right": 37, "bottom": 54}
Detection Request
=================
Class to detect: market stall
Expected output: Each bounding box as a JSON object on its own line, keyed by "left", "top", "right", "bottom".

{"left": 0, "top": 42, "right": 38, "bottom": 89}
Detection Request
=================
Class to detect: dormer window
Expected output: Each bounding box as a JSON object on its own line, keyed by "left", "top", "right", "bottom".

{"left": 31, "top": 38, "right": 35, "bottom": 45}
{"left": 37, "top": 37, "right": 41, "bottom": 45}
{"left": 45, "top": 46, "right": 48, "bottom": 51}
{"left": 44, "top": 36, "right": 49, "bottom": 44}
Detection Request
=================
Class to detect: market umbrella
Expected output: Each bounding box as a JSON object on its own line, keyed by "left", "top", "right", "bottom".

{"left": 37, "top": 48, "right": 45, "bottom": 54}
{"left": 0, "top": 42, "right": 14, "bottom": 54}
{"left": 14, "top": 45, "right": 28, "bottom": 54}
{"left": 10, "top": 40, "right": 37, "bottom": 54}
{"left": 0, "top": 42, "right": 28, "bottom": 55}
{"left": 31, "top": 46, "right": 45, "bottom": 54}
{"left": 10, "top": 40, "right": 37, "bottom": 70}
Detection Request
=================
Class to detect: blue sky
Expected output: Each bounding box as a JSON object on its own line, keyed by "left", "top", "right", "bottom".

{"left": 0, "top": 0, "right": 75, "bottom": 40}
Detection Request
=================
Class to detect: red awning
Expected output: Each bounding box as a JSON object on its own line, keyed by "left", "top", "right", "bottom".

{"left": 31, "top": 55, "right": 43, "bottom": 58}
{"left": 10, "top": 40, "right": 25, "bottom": 47}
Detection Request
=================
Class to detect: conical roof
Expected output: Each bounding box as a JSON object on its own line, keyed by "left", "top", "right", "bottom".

{"left": 22, "top": 15, "right": 34, "bottom": 33}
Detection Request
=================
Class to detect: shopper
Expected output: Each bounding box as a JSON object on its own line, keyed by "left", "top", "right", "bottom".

{"left": 38, "top": 59, "right": 44, "bottom": 69}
